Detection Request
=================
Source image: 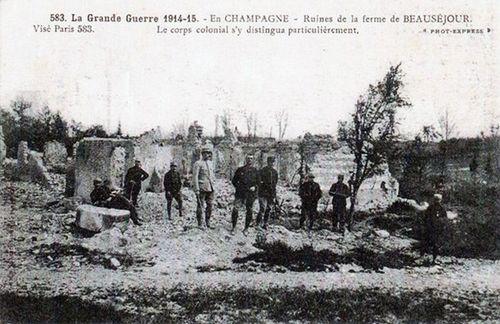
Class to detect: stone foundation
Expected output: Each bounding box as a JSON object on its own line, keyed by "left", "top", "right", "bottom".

{"left": 76, "top": 204, "right": 130, "bottom": 232}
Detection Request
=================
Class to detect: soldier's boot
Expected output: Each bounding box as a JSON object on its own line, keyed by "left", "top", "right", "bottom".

{"left": 166, "top": 203, "right": 172, "bottom": 220}
{"left": 331, "top": 214, "right": 338, "bottom": 232}
{"left": 205, "top": 215, "right": 213, "bottom": 229}
{"left": 205, "top": 202, "right": 212, "bottom": 228}
{"left": 231, "top": 208, "right": 238, "bottom": 232}
{"left": 196, "top": 210, "right": 203, "bottom": 227}
{"left": 262, "top": 208, "right": 270, "bottom": 229}
{"left": 178, "top": 199, "right": 183, "bottom": 217}
{"left": 244, "top": 209, "right": 252, "bottom": 232}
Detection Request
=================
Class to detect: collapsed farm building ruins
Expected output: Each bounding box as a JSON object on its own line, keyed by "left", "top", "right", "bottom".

{"left": 0, "top": 121, "right": 498, "bottom": 322}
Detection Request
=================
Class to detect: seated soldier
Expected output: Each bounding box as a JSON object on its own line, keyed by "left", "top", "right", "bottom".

{"left": 90, "top": 178, "right": 142, "bottom": 226}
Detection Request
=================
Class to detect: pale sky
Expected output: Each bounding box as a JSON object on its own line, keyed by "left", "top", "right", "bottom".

{"left": 1, "top": 0, "right": 498, "bottom": 138}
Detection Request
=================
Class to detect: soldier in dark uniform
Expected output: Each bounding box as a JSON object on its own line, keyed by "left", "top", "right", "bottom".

{"left": 90, "top": 178, "right": 111, "bottom": 207}
{"left": 256, "top": 156, "right": 278, "bottom": 229}
{"left": 421, "top": 194, "right": 447, "bottom": 263}
{"left": 231, "top": 155, "right": 260, "bottom": 234}
{"left": 164, "top": 162, "right": 183, "bottom": 219}
{"left": 329, "top": 174, "right": 351, "bottom": 232}
{"left": 124, "top": 160, "right": 149, "bottom": 207}
{"left": 299, "top": 173, "right": 322, "bottom": 231}
{"left": 90, "top": 178, "right": 142, "bottom": 225}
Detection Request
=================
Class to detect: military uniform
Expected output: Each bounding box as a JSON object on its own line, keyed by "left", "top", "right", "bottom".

{"left": 299, "top": 179, "right": 322, "bottom": 230}
{"left": 329, "top": 181, "right": 351, "bottom": 231}
{"left": 231, "top": 164, "right": 260, "bottom": 231}
{"left": 124, "top": 165, "right": 149, "bottom": 206}
{"left": 421, "top": 200, "right": 447, "bottom": 261}
{"left": 192, "top": 158, "right": 215, "bottom": 226}
{"left": 90, "top": 185, "right": 141, "bottom": 225}
{"left": 164, "top": 169, "right": 183, "bottom": 218}
{"left": 256, "top": 165, "right": 278, "bottom": 227}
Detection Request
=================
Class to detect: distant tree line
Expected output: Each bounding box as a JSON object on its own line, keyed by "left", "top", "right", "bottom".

{"left": 0, "top": 98, "right": 123, "bottom": 158}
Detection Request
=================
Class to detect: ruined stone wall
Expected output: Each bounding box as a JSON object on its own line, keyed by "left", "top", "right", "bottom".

{"left": 43, "top": 141, "right": 67, "bottom": 169}
{"left": 133, "top": 143, "right": 179, "bottom": 190}
{"left": 307, "top": 146, "right": 399, "bottom": 211}
{"left": 213, "top": 138, "right": 398, "bottom": 210}
{"left": 74, "top": 138, "right": 134, "bottom": 201}
{"left": 74, "top": 135, "right": 398, "bottom": 211}
{"left": 10, "top": 141, "right": 52, "bottom": 188}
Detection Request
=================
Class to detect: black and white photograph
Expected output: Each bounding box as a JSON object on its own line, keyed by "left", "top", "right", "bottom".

{"left": 0, "top": 0, "right": 498, "bottom": 322}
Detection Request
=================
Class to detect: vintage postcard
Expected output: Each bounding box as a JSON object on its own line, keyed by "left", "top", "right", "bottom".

{"left": 0, "top": 0, "right": 498, "bottom": 322}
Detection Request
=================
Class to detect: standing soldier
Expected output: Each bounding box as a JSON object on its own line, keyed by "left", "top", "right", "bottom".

{"left": 231, "top": 154, "right": 260, "bottom": 234}
{"left": 299, "top": 173, "right": 322, "bottom": 231}
{"left": 421, "top": 193, "right": 447, "bottom": 264}
{"left": 193, "top": 146, "right": 216, "bottom": 228}
{"left": 164, "top": 162, "right": 183, "bottom": 219}
{"left": 124, "top": 160, "right": 149, "bottom": 207}
{"left": 256, "top": 156, "right": 278, "bottom": 229}
{"left": 329, "top": 174, "right": 351, "bottom": 233}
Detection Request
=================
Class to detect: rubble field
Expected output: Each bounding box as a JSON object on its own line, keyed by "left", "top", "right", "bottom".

{"left": 0, "top": 177, "right": 499, "bottom": 323}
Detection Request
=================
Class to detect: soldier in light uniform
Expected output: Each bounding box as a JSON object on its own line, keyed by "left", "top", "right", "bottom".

{"left": 192, "top": 146, "right": 216, "bottom": 228}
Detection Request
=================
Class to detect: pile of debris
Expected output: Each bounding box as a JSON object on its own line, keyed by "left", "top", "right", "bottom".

{"left": 2, "top": 141, "right": 68, "bottom": 190}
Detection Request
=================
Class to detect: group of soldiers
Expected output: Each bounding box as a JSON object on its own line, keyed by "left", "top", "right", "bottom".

{"left": 89, "top": 147, "right": 354, "bottom": 234}
{"left": 89, "top": 147, "right": 447, "bottom": 261}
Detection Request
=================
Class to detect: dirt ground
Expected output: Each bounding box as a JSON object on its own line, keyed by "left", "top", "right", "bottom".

{"left": 0, "top": 177, "right": 498, "bottom": 323}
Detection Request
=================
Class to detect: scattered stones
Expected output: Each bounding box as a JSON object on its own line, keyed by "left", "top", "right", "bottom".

{"left": 375, "top": 229, "right": 390, "bottom": 238}
{"left": 109, "top": 257, "right": 121, "bottom": 269}
{"left": 11, "top": 141, "right": 52, "bottom": 188}
{"left": 3, "top": 158, "right": 17, "bottom": 179}
{"left": 446, "top": 211, "right": 458, "bottom": 220}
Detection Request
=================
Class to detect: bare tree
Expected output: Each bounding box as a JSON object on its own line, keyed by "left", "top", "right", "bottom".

{"left": 438, "top": 108, "right": 458, "bottom": 141}
{"left": 275, "top": 109, "right": 289, "bottom": 140}
{"left": 338, "top": 64, "right": 411, "bottom": 218}
{"left": 252, "top": 114, "right": 258, "bottom": 138}
{"left": 437, "top": 108, "right": 458, "bottom": 177}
